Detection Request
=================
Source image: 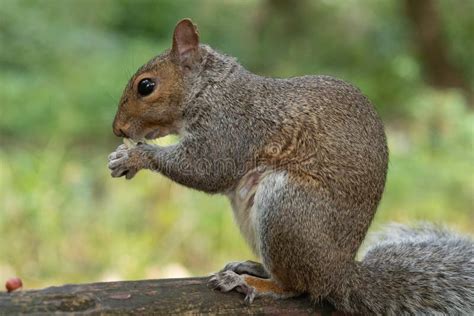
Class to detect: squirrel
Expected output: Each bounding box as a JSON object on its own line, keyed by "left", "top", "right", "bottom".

{"left": 108, "top": 19, "right": 474, "bottom": 315}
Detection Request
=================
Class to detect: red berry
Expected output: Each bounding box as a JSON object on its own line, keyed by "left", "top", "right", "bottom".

{"left": 5, "top": 277, "right": 22, "bottom": 292}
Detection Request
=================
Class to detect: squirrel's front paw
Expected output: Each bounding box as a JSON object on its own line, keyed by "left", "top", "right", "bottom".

{"left": 108, "top": 144, "right": 149, "bottom": 180}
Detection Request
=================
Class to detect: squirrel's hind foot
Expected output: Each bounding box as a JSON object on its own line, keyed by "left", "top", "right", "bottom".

{"left": 208, "top": 270, "right": 257, "bottom": 305}
{"left": 208, "top": 269, "right": 299, "bottom": 305}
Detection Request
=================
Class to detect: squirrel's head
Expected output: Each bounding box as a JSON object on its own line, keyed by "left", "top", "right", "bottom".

{"left": 112, "top": 19, "right": 202, "bottom": 140}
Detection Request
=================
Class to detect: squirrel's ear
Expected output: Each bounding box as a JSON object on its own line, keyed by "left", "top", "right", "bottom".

{"left": 171, "top": 18, "right": 200, "bottom": 68}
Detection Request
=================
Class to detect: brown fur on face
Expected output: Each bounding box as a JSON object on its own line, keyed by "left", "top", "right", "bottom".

{"left": 113, "top": 19, "right": 200, "bottom": 140}
{"left": 112, "top": 55, "right": 185, "bottom": 140}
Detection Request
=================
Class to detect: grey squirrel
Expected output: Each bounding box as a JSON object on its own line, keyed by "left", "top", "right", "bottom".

{"left": 108, "top": 19, "right": 474, "bottom": 315}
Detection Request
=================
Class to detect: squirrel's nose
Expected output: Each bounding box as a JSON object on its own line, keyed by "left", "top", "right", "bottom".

{"left": 112, "top": 114, "right": 128, "bottom": 137}
{"left": 113, "top": 123, "right": 128, "bottom": 138}
{"left": 113, "top": 126, "right": 128, "bottom": 138}
{"left": 114, "top": 128, "right": 126, "bottom": 138}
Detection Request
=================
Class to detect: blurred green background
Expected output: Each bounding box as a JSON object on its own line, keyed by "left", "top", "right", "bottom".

{"left": 0, "top": 0, "right": 473, "bottom": 289}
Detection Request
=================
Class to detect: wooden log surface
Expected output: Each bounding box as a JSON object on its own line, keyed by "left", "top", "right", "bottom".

{"left": 0, "top": 277, "right": 349, "bottom": 315}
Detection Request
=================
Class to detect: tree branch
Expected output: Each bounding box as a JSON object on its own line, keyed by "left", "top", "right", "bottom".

{"left": 0, "top": 277, "right": 351, "bottom": 315}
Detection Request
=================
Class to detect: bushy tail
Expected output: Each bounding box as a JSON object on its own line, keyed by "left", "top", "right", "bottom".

{"left": 330, "top": 223, "right": 474, "bottom": 315}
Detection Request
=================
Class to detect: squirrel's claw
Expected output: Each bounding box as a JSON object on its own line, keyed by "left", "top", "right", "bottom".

{"left": 243, "top": 287, "right": 256, "bottom": 305}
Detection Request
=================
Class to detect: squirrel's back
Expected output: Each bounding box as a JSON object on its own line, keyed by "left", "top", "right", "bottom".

{"left": 252, "top": 74, "right": 389, "bottom": 254}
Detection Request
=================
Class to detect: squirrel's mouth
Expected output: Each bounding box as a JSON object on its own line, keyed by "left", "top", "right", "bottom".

{"left": 143, "top": 123, "right": 180, "bottom": 141}
{"left": 123, "top": 127, "right": 178, "bottom": 149}
{"left": 127, "top": 123, "right": 181, "bottom": 144}
{"left": 145, "top": 128, "right": 161, "bottom": 140}
{"left": 123, "top": 129, "right": 162, "bottom": 147}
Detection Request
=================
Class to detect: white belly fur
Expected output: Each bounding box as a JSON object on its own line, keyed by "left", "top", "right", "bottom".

{"left": 226, "top": 169, "right": 288, "bottom": 256}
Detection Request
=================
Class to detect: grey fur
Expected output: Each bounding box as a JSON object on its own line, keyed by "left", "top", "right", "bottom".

{"left": 109, "top": 23, "right": 474, "bottom": 315}
{"left": 220, "top": 260, "right": 270, "bottom": 279}
{"left": 333, "top": 224, "right": 474, "bottom": 315}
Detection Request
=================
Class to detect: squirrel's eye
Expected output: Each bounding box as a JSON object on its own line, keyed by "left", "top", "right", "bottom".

{"left": 137, "top": 78, "right": 155, "bottom": 96}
